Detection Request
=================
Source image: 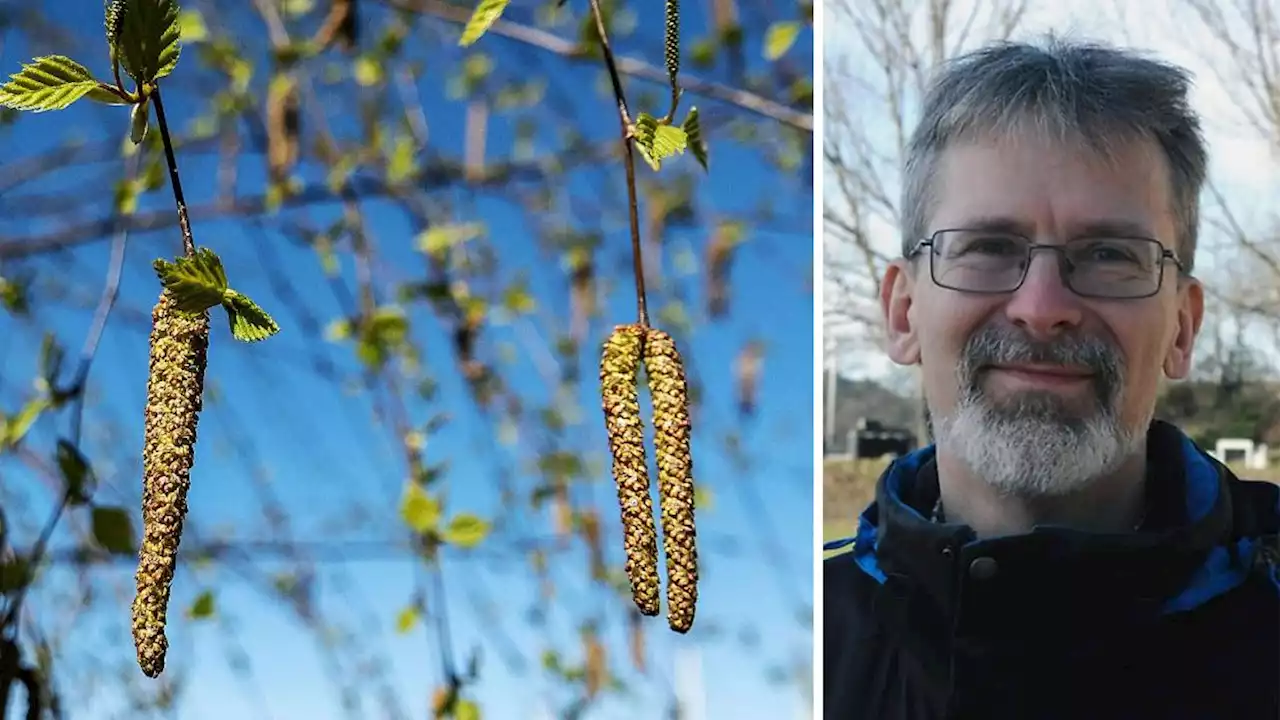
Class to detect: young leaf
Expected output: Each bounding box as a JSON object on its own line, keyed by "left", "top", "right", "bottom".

{"left": 153, "top": 247, "right": 229, "bottom": 313}
{"left": 4, "top": 397, "right": 49, "bottom": 448}
{"left": 0, "top": 56, "right": 116, "bottom": 113}
{"left": 763, "top": 21, "right": 801, "bottom": 61}
{"left": 221, "top": 290, "right": 281, "bottom": 342}
{"left": 454, "top": 699, "right": 481, "bottom": 720}
{"left": 459, "top": 0, "right": 510, "bottom": 47}
{"left": 130, "top": 98, "right": 149, "bottom": 144}
{"left": 116, "top": 0, "right": 183, "bottom": 84}
{"left": 442, "top": 513, "right": 491, "bottom": 549}
{"left": 395, "top": 604, "right": 420, "bottom": 634}
{"left": 631, "top": 112, "right": 688, "bottom": 171}
{"left": 652, "top": 124, "right": 688, "bottom": 160}
{"left": 187, "top": 590, "right": 215, "bottom": 619}
{"left": 400, "top": 484, "right": 442, "bottom": 535}
{"left": 91, "top": 506, "right": 136, "bottom": 554}
{"left": 682, "top": 106, "right": 708, "bottom": 171}
{"left": 56, "top": 439, "right": 97, "bottom": 506}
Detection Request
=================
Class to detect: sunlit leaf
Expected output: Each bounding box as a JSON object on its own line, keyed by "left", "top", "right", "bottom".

{"left": 221, "top": 290, "right": 281, "bottom": 342}
{"left": 4, "top": 397, "right": 48, "bottom": 447}
{"left": 763, "top": 21, "right": 801, "bottom": 61}
{"left": 130, "top": 98, "right": 149, "bottom": 145}
{"left": 631, "top": 112, "right": 687, "bottom": 171}
{"left": 459, "top": 0, "right": 510, "bottom": 47}
{"left": 417, "top": 223, "right": 484, "bottom": 258}
{"left": 455, "top": 699, "right": 482, "bottom": 720}
{"left": 400, "top": 483, "right": 442, "bottom": 534}
{"left": 682, "top": 106, "right": 708, "bottom": 171}
{"left": 176, "top": 9, "right": 208, "bottom": 43}
{"left": 116, "top": 0, "right": 183, "bottom": 84}
{"left": 153, "top": 248, "right": 229, "bottom": 313}
{"left": 442, "top": 513, "right": 491, "bottom": 549}
{"left": 0, "top": 56, "right": 118, "bottom": 112}
{"left": 395, "top": 604, "right": 420, "bottom": 634}
{"left": 91, "top": 506, "right": 136, "bottom": 555}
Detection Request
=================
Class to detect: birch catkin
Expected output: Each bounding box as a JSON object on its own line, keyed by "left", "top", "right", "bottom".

{"left": 132, "top": 291, "right": 210, "bottom": 678}
{"left": 642, "top": 328, "right": 698, "bottom": 633}
{"left": 600, "top": 323, "right": 660, "bottom": 616}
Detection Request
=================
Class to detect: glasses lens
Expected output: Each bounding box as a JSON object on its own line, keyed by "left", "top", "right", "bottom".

{"left": 1062, "top": 238, "right": 1162, "bottom": 298}
{"left": 931, "top": 230, "right": 1029, "bottom": 292}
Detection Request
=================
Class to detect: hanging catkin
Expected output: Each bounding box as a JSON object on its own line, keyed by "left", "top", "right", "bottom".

{"left": 664, "top": 0, "right": 680, "bottom": 84}
{"left": 132, "top": 290, "right": 210, "bottom": 677}
{"left": 600, "top": 323, "right": 660, "bottom": 616}
{"left": 642, "top": 328, "right": 698, "bottom": 633}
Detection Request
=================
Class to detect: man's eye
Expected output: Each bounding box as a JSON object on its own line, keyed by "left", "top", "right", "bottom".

{"left": 958, "top": 237, "right": 1020, "bottom": 255}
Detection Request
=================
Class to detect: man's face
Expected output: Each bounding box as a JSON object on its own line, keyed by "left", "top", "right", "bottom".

{"left": 881, "top": 130, "right": 1204, "bottom": 495}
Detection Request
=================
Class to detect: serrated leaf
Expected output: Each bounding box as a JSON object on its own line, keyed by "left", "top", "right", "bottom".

{"left": 400, "top": 483, "right": 442, "bottom": 534}
{"left": 221, "top": 290, "right": 281, "bottom": 342}
{"left": 116, "top": 0, "right": 183, "bottom": 84}
{"left": 652, "top": 124, "right": 688, "bottom": 159}
{"left": 153, "top": 248, "right": 229, "bottom": 313}
{"left": 187, "top": 590, "right": 215, "bottom": 619}
{"left": 91, "top": 506, "right": 136, "bottom": 555}
{"left": 682, "top": 106, "right": 708, "bottom": 171}
{"left": 763, "top": 21, "right": 801, "bottom": 61}
{"left": 0, "top": 56, "right": 111, "bottom": 112}
{"left": 442, "top": 513, "right": 490, "bottom": 549}
{"left": 395, "top": 604, "right": 420, "bottom": 634}
{"left": 631, "top": 113, "right": 687, "bottom": 171}
{"left": 56, "top": 440, "right": 97, "bottom": 506}
{"left": 459, "top": 0, "right": 510, "bottom": 47}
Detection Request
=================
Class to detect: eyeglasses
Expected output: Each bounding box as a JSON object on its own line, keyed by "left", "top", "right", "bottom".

{"left": 907, "top": 229, "right": 1184, "bottom": 299}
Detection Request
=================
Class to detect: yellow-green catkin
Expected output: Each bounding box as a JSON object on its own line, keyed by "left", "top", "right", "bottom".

{"left": 642, "top": 328, "right": 698, "bottom": 633}
{"left": 132, "top": 290, "right": 210, "bottom": 678}
{"left": 600, "top": 324, "right": 660, "bottom": 616}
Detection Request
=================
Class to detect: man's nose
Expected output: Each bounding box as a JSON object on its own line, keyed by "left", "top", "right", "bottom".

{"left": 1004, "top": 250, "right": 1084, "bottom": 339}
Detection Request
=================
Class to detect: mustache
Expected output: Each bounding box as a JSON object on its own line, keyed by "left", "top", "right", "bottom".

{"left": 958, "top": 324, "right": 1124, "bottom": 401}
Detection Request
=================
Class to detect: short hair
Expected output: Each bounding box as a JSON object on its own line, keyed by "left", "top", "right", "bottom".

{"left": 901, "top": 36, "right": 1208, "bottom": 273}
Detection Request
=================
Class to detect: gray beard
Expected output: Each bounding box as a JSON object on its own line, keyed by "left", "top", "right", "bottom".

{"left": 933, "top": 390, "right": 1145, "bottom": 497}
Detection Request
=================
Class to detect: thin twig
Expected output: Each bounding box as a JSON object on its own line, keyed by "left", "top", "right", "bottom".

{"left": 585, "top": 0, "right": 649, "bottom": 327}
{"left": 150, "top": 87, "right": 197, "bottom": 257}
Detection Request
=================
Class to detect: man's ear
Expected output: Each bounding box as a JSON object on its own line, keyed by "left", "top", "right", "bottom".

{"left": 1163, "top": 276, "right": 1204, "bottom": 380}
{"left": 881, "top": 259, "right": 921, "bottom": 366}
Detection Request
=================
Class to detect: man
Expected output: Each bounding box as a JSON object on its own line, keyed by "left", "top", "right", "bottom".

{"left": 824, "top": 37, "right": 1280, "bottom": 720}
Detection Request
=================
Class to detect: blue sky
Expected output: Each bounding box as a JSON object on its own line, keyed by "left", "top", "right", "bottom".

{"left": 0, "top": 2, "right": 813, "bottom": 718}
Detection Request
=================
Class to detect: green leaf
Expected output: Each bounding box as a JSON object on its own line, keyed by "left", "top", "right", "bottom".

{"left": 130, "top": 98, "right": 149, "bottom": 145}
{"left": 416, "top": 223, "right": 484, "bottom": 258}
{"left": 56, "top": 440, "right": 97, "bottom": 506}
{"left": 0, "top": 556, "right": 32, "bottom": 594}
{"left": 353, "top": 55, "right": 383, "bottom": 87}
{"left": 400, "top": 483, "right": 442, "bottom": 534}
{"left": 116, "top": 0, "right": 183, "bottom": 84}
{"left": 455, "top": 699, "right": 481, "bottom": 720}
{"left": 4, "top": 397, "right": 48, "bottom": 447}
{"left": 221, "top": 290, "right": 281, "bottom": 342}
{"left": 153, "top": 248, "right": 229, "bottom": 313}
{"left": 682, "top": 106, "right": 708, "bottom": 172}
{"left": 187, "top": 590, "right": 215, "bottom": 619}
{"left": 442, "top": 513, "right": 491, "bottom": 549}
{"left": 395, "top": 604, "right": 420, "bottom": 634}
{"left": 176, "top": 9, "right": 209, "bottom": 43}
{"left": 0, "top": 56, "right": 114, "bottom": 112}
{"left": 91, "top": 506, "right": 136, "bottom": 555}
{"left": 631, "top": 112, "right": 687, "bottom": 171}
{"left": 763, "top": 21, "right": 801, "bottom": 61}
{"left": 459, "top": 0, "right": 510, "bottom": 47}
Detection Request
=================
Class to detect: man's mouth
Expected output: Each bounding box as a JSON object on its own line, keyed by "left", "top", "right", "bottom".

{"left": 984, "top": 363, "right": 1095, "bottom": 388}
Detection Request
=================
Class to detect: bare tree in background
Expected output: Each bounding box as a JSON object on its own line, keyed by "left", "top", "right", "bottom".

{"left": 821, "top": 0, "right": 1027, "bottom": 441}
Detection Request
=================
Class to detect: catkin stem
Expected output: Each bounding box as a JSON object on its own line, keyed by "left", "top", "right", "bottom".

{"left": 132, "top": 292, "right": 209, "bottom": 677}
{"left": 600, "top": 324, "right": 661, "bottom": 615}
{"left": 643, "top": 328, "right": 698, "bottom": 633}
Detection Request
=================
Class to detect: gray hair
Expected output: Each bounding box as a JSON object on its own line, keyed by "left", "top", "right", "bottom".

{"left": 901, "top": 36, "right": 1208, "bottom": 273}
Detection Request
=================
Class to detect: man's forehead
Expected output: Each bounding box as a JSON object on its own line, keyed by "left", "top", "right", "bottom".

{"left": 930, "top": 132, "right": 1176, "bottom": 241}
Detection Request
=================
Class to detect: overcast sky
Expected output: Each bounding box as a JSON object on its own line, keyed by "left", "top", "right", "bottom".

{"left": 823, "top": 0, "right": 1280, "bottom": 380}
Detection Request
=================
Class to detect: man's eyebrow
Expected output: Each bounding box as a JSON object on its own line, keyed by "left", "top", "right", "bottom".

{"left": 942, "top": 217, "right": 1158, "bottom": 239}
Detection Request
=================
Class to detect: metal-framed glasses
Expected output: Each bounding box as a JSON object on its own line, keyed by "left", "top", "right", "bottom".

{"left": 907, "top": 229, "right": 1184, "bottom": 299}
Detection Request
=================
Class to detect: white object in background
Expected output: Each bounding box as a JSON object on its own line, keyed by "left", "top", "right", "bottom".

{"left": 1212, "top": 438, "right": 1269, "bottom": 470}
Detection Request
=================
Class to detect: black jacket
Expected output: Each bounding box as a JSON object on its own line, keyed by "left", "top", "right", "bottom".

{"left": 824, "top": 421, "right": 1280, "bottom": 720}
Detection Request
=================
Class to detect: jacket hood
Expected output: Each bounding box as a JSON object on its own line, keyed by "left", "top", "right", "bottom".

{"left": 825, "top": 420, "right": 1279, "bottom": 619}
